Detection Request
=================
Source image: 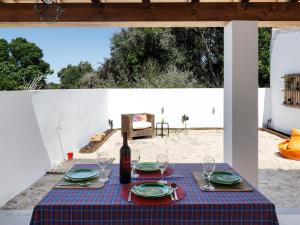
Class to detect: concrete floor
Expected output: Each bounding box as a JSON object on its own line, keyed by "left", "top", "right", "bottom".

{"left": 0, "top": 209, "right": 299, "bottom": 225}
{"left": 0, "top": 210, "right": 32, "bottom": 225}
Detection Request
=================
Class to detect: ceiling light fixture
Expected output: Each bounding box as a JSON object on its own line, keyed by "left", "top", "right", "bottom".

{"left": 34, "top": 0, "right": 64, "bottom": 21}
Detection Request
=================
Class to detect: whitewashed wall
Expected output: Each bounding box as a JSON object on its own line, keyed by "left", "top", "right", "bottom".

{"left": 0, "top": 92, "right": 51, "bottom": 207}
{"left": 0, "top": 88, "right": 269, "bottom": 207}
{"left": 108, "top": 88, "right": 270, "bottom": 129}
{"left": 31, "top": 89, "right": 109, "bottom": 165}
{"left": 270, "top": 29, "right": 300, "bottom": 135}
{"left": 0, "top": 90, "right": 109, "bottom": 207}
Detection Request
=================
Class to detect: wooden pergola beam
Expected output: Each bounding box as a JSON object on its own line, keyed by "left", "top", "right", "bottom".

{"left": 1, "top": 3, "right": 300, "bottom": 24}
{"left": 91, "top": 0, "right": 102, "bottom": 8}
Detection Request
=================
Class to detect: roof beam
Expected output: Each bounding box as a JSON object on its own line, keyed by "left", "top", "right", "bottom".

{"left": 91, "top": 0, "right": 102, "bottom": 8}
{"left": 1, "top": 3, "right": 300, "bottom": 24}
{"left": 240, "top": 0, "right": 249, "bottom": 9}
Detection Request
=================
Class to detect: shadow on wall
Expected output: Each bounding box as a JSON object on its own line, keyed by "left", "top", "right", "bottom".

{"left": 262, "top": 88, "right": 272, "bottom": 128}
{"left": 0, "top": 91, "right": 51, "bottom": 207}
{"left": 31, "top": 89, "right": 110, "bottom": 166}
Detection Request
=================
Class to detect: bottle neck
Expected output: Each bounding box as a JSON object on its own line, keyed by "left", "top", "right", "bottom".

{"left": 123, "top": 132, "right": 128, "bottom": 146}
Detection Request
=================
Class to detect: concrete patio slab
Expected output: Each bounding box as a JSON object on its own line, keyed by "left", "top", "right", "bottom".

{"left": 0, "top": 210, "right": 32, "bottom": 225}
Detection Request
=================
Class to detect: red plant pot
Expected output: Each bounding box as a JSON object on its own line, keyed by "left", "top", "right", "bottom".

{"left": 67, "top": 152, "right": 73, "bottom": 160}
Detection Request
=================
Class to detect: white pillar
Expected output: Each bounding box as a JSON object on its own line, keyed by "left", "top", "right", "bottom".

{"left": 224, "top": 21, "right": 258, "bottom": 187}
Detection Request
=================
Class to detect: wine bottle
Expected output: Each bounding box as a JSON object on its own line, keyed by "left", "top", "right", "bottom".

{"left": 120, "top": 132, "right": 131, "bottom": 184}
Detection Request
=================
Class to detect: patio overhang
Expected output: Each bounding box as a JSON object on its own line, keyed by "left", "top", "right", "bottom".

{"left": 1, "top": 2, "right": 300, "bottom": 27}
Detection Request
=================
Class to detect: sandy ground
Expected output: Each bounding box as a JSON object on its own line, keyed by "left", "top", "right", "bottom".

{"left": 2, "top": 130, "right": 300, "bottom": 210}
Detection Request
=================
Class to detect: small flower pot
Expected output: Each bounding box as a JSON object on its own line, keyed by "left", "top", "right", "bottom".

{"left": 67, "top": 152, "right": 74, "bottom": 160}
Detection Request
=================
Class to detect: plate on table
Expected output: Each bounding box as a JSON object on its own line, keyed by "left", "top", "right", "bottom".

{"left": 65, "top": 168, "right": 99, "bottom": 182}
{"left": 206, "top": 171, "right": 242, "bottom": 185}
{"left": 132, "top": 182, "right": 172, "bottom": 198}
{"left": 135, "top": 162, "right": 160, "bottom": 172}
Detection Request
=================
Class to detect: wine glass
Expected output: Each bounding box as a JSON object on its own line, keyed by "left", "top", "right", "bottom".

{"left": 156, "top": 153, "right": 169, "bottom": 184}
{"left": 97, "top": 152, "right": 109, "bottom": 182}
{"left": 202, "top": 156, "right": 216, "bottom": 191}
{"left": 131, "top": 148, "right": 140, "bottom": 178}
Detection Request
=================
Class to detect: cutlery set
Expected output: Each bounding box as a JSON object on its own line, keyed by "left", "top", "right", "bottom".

{"left": 58, "top": 182, "right": 93, "bottom": 187}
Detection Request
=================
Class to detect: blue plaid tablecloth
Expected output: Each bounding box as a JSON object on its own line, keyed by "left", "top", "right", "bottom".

{"left": 30, "top": 163, "right": 279, "bottom": 225}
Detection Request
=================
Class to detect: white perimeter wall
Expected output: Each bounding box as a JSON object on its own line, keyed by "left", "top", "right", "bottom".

{"left": 270, "top": 29, "right": 300, "bottom": 135}
{"left": 0, "top": 88, "right": 269, "bottom": 206}
{"left": 108, "top": 88, "right": 270, "bottom": 129}
{"left": 0, "top": 89, "right": 109, "bottom": 207}
{"left": 0, "top": 92, "right": 51, "bottom": 206}
{"left": 31, "top": 89, "right": 109, "bottom": 164}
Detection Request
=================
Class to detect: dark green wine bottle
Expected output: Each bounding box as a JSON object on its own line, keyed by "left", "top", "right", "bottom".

{"left": 120, "top": 132, "right": 131, "bottom": 184}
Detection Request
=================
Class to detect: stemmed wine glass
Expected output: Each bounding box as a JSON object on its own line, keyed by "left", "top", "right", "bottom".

{"left": 131, "top": 148, "right": 140, "bottom": 178}
{"left": 97, "top": 152, "right": 110, "bottom": 183}
{"left": 156, "top": 153, "right": 169, "bottom": 184}
{"left": 202, "top": 156, "right": 216, "bottom": 191}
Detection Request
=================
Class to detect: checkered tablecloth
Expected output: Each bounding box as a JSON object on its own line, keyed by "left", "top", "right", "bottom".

{"left": 30, "top": 163, "right": 279, "bottom": 225}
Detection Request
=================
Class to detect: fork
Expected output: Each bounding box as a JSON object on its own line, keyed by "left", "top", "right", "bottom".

{"left": 58, "top": 182, "right": 92, "bottom": 187}
{"left": 170, "top": 191, "right": 175, "bottom": 201}
{"left": 128, "top": 188, "right": 132, "bottom": 202}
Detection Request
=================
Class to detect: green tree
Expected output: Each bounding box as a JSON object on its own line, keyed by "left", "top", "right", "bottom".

{"left": 92, "top": 27, "right": 271, "bottom": 88}
{"left": 171, "top": 28, "right": 224, "bottom": 87}
{"left": 136, "top": 59, "right": 199, "bottom": 88}
{"left": 0, "top": 37, "right": 52, "bottom": 90}
{"left": 80, "top": 72, "right": 116, "bottom": 88}
{"left": 46, "top": 82, "right": 60, "bottom": 89}
{"left": 96, "top": 28, "right": 224, "bottom": 88}
{"left": 0, "top": 62, "right": 19, "bottom": 90}
{"left": 103, "top": 28, "right": 178, "bottom": 84}
{"left": 58, "top": 61, "right": 93, "bottom": 89}
{"left": 258, "top": 28, "right": 271, "bottom": 87}
{"left": 0, "top": 39, "right": 9, "bottom": 62}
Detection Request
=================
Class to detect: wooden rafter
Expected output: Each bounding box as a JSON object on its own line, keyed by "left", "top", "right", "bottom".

{"left": 240, "top": 0, "right": 249, "bottom": 9}
{"left": 91, "top": 0, "right": 102, "bottom": 7}
{"left": 1, "top": 2, "right": 300, "bottom": 25}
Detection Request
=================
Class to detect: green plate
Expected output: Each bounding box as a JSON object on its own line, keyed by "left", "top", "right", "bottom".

{"left": 206, "top": 171, "right": 242, "bottom": 185}
{"left": 132, "top": 182, "right": 172, "bottom": 198}
{"left": 135, "top": 162, "right": 160, "bottom": 172}
{"left": 65, "top": 168, "right": 99, "bottom": 181}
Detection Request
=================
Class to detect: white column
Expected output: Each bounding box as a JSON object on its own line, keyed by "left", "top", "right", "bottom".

{"left": 224, "top": 21, "right": 258, "bottom": 187}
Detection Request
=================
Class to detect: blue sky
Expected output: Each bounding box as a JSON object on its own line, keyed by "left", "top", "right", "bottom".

{"left": 0, "top": 28, "right": 122, "bottom": 83}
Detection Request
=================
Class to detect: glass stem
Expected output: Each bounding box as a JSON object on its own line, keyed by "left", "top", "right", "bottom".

{"left": 101, "top": 168, "right": 105, "bottom": 179}
{"left": 208, "top": 174, "right": 211, "bottom": 187}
